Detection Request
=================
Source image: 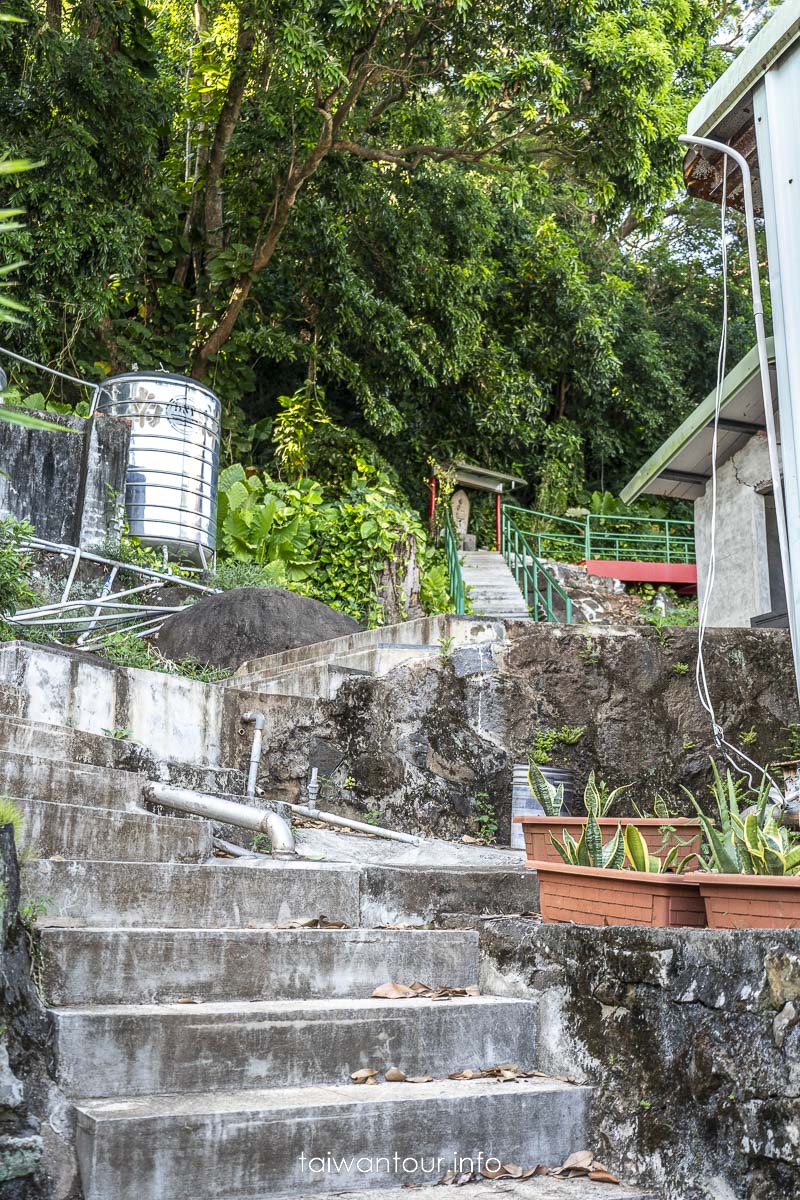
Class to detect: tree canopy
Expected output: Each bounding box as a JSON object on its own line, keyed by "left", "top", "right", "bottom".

{"left": 0, "top": 0, "right": 767, "bottom": 512}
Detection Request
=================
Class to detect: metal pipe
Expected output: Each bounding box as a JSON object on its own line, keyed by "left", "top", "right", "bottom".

{"left": 25, "top": 537, "right": 218, "bottom": 592}
{"left": 144, "top": 783, "right": 296, "bottom": 857}
{"left": 306, "top": 766, "right": 320, "bottom": 810}
{"left": 284, "top": 801, "right": 421, "bottom": 844}
{"left": 679, "top": 134, "right": 797, "bottom": 674}
{"left": 242, "top": 711, "right": 265, "bottom": 799}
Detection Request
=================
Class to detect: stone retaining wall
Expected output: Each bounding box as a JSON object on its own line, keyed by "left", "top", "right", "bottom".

{"left": 477, "top": 917, "right": 800, "bottom": 1200}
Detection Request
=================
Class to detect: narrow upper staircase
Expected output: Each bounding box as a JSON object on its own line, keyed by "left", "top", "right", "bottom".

{"left": 459, "top": 551, "right": 531, "bottom": 620}
{"left": 0, "top": 638, "right": 658, "bottom": 1200}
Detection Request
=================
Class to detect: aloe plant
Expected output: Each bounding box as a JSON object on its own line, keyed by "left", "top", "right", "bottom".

{"left": 550, "top": 814, "right": 625, "bottom": 869}
{"left": 527, "top": 756, "right": 565, "bottom": 818}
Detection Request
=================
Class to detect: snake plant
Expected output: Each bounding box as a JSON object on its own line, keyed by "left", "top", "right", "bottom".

{"left": 527, "top": 756, "right": 564, "bottom": 818}
{"left": 584, "top": 770, "right": 631, "bottom": 817}
{"left": 623, "top": 824, "right": 695, "bottom": 874}
{"left": 550, "top": 814, "right": 625, "bottom": 869}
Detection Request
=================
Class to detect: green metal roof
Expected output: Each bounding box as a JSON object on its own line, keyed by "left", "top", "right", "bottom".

{"left": 687, "top": 2, "right": 800, "bottom": 139}
{"left": 620, "top": 340, "right": 776, "bottom": 504}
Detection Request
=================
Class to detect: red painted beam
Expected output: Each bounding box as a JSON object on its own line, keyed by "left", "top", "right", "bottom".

{"left": 583, "top": 560, "right": 698, "bottom": 590}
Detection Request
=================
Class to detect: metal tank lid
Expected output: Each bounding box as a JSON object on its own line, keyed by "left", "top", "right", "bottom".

{"left": 99, "top": 371, "right": 220, "bottom": 400}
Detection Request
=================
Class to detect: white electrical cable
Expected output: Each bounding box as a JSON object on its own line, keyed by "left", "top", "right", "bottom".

{"left": 692, "top": 155, "right": 780, "bottom": 796}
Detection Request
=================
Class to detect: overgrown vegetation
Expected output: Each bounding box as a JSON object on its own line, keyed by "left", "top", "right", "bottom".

{"left": 0, "top": 0, "right": 773, "bottom": 521}
{"left": 530, "top": 725, "right": 587, "bottom": 766}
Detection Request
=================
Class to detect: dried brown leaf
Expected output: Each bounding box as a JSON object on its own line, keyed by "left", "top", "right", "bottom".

{"left": 350, "top": 1068, "right": 379, "bottom": 1083}
{"left": 588, "top": 1168, "right": 621, "bottom": 1184}
{"left": 371, "top": 982, "right": 415, "bottom": 1000}
{"left": 384, "top": 1068, "right": 407, "bottom": 1082}
{"left": 555, "top": 1149, "right": 594, "bottom": 1175}
{"left": 406, "top": 1075, "right": 433, "bottom": 1084}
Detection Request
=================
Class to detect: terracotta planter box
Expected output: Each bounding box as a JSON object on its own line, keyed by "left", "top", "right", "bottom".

{"left": 685, "top": 872, "right": 800, "bottom": 929}
{"left": 517, "top": 816, "right": 703, "bottom": 868}
{"left": 533, "top": 861, "right": 706, "bottom": 928}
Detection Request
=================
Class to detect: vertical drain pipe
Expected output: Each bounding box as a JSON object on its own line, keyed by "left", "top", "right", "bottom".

{"left": 242, "top": 710, "right": 265, "bottom": 799}
{"left": 241, "top": 711, "right": 295, "bottom": 857}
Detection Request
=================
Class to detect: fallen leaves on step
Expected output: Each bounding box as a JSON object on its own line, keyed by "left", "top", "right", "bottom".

{"left": 175, "top": 997, "right": 202, "bottom": 1005}
{"left": 371, "top": 980, "right": 480, "bottom": 1000}
{"left": 350, "top": 1068, "right": 379, "bottom": 1084}
{"left": 550, "top": 1149, "right": 620, "bottom": 1183}
{"left": 448, "top": 1062, "right": 579, "bottom": 1085}
{"left": 273, "top": 915, "right": 349, "bottom": 929}
{"left": 384, "top": 1067, "right": 406, "bottom": 1082}
{"left": 441, "top": 1150, "right": 619, "bottom": 1187}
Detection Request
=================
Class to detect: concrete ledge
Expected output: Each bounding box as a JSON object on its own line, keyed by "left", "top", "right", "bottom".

{"left": 25, "top": 860, "right": 361, "bottom": 929}
{"left": 1, "top": 750, "right": 144, "bottom": 813}
{"left": 360, "top": 865, "right": 538, "bottom": 928}
{"left": 41, "top": 927, "right": 480, "bottom": 1005}
{"left": 52, "top": 995, "right": 537, "bottom": 1098}
{"left": 74, "top": 1077, "right": 591, "bottom": 1200}
{"left": 19, "top": 798, "right": 211, "bottom": 865}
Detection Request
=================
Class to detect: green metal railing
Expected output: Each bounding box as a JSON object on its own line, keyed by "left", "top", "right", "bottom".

{"left": 501, "top": 509, "right": 573, "bottom": 624}
{"left": 443, "top": 510, "right": 466, "bottom": 615}
{"left": 504, "top": 506, "right": 695, "bottom": 565}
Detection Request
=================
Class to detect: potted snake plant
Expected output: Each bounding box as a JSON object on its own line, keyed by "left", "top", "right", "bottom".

{"left": 533, "top": 817, "right": 705, "bottom": 928}
{"left": 683, "top": 763, "right": 800, "bottom": 928}
{"left": 517, "top": 760, "right": 703, "bottom": 867}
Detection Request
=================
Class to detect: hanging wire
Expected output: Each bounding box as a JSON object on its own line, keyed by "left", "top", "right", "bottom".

{"left": 693, "top": 155, "right": 781, "bottom": 799}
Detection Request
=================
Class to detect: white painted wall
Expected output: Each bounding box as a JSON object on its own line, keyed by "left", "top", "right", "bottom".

{"left": 694, "top": 433, "right": 775, "bottom": 626}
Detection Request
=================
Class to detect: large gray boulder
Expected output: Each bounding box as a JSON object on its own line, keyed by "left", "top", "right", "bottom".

{"left": 154, "top": 588, "right": 362, "bottom": 670}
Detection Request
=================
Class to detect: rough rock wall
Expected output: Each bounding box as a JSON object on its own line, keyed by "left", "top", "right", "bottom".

{"left": 0, "top": 409, "right": 128, "bottom": 549}
{"left": 0, "top": 825, "right": 77, "bottom": 1199}
{"left": 477, "top": 918, "right": 800, "bottom": 1200}
{"left": 323, "top": 624, "right": 800, "bottom": 838}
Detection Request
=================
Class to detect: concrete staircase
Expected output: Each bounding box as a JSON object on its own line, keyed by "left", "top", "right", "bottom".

{"left": 460, "top": 551, "right": 531, "bottom": 620}
{"left": 0, "top": 644, "right": 656, "bottom": 1200}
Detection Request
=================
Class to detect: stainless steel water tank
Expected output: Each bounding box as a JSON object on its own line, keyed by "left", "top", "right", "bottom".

{"left": 96, "top": 372, "right": 221, "bottom": 564}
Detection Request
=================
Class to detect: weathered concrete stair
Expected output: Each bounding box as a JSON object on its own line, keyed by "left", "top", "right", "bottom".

{"left": 20, "top": 796, "right": 211, "bottom": 863}
{"left": 52, "top": 995, "right": 536, "bottom": 1097}
{"left": 25, "top": 858, "right": 536, "bottom": 928}
{"left": 229, "top": 614, "right": 506, "bottom": 696}
{"left": 2, "top": 634, "right": 625, "bottom": 1198}
{"left": 460, "top": 552, "right": 531, "bottom": 620}
{"left": 74, "top": 1077, "right": 591, "bottom": 1200}
{"left": 41, "top": 927, "right": 481, "bottom": 1004}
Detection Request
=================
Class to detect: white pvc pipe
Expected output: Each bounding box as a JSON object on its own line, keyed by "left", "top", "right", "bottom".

{"left": 679, "top": 134, "right": 798, "bottom": 679}
{"left": 144, "top": 783, "right": 296, "bottom": 857}
{"left": 285, "top": 802, "right": 421, "bottom": 844}
{"left": 242, "top": 711, "right": 265, "bottom": 798}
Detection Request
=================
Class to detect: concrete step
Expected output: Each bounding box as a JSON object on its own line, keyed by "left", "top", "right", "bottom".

{"left": 0, "top": 679, "right": 23, "bottom": 716}
{"left": 24, "top": 860, "right": 536, "bottom": 930}
{"left": 0, "top": 713, "right": 246, "bottom": 794}
{"left": 460, "top": 554, "right": 531, "bottom": 620}
{"left": 25, "top": 860, "right": 362, "bottom": 928}
{"left": 19, "top": 797, "right": 211, "bottom": 865}
{"left": 286, "top": 1180, "right": 657, "bottom": 1199}
{"left": 0, "top": 749, "right": 145, "bottom": 813}
{"left": 74, "top": 1076, "right": 591, "bottom": 1200}
{"left": 40, "top": 927, "right": 480, "bottom": 1005}
{"left": 230, "top": 615, "right": 505, "bottom": 689}
{"left": 52, "top": 995, "right": 537, "bottom": 1098}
